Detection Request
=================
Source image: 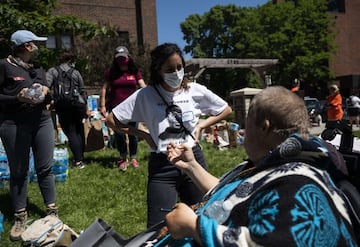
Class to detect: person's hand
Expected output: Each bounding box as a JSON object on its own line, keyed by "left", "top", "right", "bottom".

{"left": 193, "top": 123, "right": 205, "bottom": 144}
{"left": 165, "top": 203, "right": 198, "bottom": 240}
{"left": 41, "top": 85, "right": 49, "bottom": 96}
{"left": 167, "top": 142, "right": 195, "bottom": 170}
{"left": 86, "top": 109, "right": 92, "bottom": 118}
{"left": 17, "top": 88, "right": 39, "bottom": 104}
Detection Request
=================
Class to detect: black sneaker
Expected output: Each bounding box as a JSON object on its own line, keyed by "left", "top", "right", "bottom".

{"left": 73, "top": 161, "right": 85, "bottom": 169}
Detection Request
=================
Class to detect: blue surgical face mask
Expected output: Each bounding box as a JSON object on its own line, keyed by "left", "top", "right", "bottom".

{"left": 163, "top": 68, "right": 184, "bottom": 89}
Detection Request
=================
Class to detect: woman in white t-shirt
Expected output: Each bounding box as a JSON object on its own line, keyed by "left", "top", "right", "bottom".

{"left": 106, "top": 43, "right": 232, "bottom": 227}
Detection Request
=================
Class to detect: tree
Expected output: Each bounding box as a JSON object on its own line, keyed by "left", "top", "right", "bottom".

{"left": 182, "top": 4, "right": 253, "bottom": 58}
{"left": 0, "top": 0, "right": 108, "bottom": 53}
{"left": 75, "top": 35, "right": 151, "bottom": 85}
{"left": 180, "top": 0, "right": 335, "bottom": 98}
{"left": 256, "top": 0, "right": 335, "bottom": 94}
{"left": 181, "top": 4, "right": 261, "bottom": 100}
{"left": 0, "top": 0, "right": 119, "bottom": 84}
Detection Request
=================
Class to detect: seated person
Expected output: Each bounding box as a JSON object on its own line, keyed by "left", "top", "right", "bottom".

{"left": 164, "top": 86, "right": 357, "bottom": 246}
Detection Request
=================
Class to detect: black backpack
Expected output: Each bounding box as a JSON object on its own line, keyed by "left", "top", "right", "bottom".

{"left": 52, "top": 66, "right": 84, "bottom": 107}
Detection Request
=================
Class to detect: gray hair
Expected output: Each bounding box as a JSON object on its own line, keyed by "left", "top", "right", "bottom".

{"left": 248, "top": 86, "right": 310, "bottom": 140}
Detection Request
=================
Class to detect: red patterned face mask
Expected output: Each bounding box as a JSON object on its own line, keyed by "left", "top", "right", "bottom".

{"left": 116, "top": 56, "right": 129, "bottom": 67}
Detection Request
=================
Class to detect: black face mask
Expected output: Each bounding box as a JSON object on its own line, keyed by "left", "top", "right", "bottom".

{"left": 29, "top": 44, "right": 39, "bottom": 61}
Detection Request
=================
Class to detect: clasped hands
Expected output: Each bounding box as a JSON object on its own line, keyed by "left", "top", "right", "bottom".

{"left": 165, "top": 142, "right": 199, "bottom": 241}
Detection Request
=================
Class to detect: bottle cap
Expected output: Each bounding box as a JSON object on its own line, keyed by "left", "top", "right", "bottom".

{"left": 222, "top": 200, "right": 234, "bottom": 211}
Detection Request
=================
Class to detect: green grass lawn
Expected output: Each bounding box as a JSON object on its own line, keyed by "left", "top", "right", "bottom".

{"left": 1, "top": 128, "right": 360, "bottom": 246}
{"left": 0, "top": 140, "right": 247, "bottom": 246}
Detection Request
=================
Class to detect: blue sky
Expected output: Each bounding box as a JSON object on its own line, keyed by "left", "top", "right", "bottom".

{"left": 156, "top": 0, "right": 269, "bottom": 57}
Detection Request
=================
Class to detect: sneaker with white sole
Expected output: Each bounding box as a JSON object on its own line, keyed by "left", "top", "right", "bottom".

{"left": 118, "top": 159, "right": 128, "bottom": 171}
{"left": 73, "top": 161, "right": 85, "bottom": 169}
{"left": 10, "top": 211, "right": 27, "bottom": 241}
{"left": 130, "top": 159, "right": 139, "bottom": 168}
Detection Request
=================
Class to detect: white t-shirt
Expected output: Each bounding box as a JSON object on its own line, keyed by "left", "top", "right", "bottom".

{"left": 112, "top": 82, "right": 228, "bottom": 152}
{"left": 350, "top": 95, "right": 360, "bottom": 108}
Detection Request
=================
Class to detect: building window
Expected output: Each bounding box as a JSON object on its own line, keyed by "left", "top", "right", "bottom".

{"left": 46, "top": 36, "right": 56, "bottom": 49}
{"left": 328, "top": 0, "right": 345, "bottom": 13}
{"left": 46, "top": 34, "right": 73, "bottom": 49}
{"left": 117, "top": 31, "right": 130, "bottom": 45}
{"left": 61, "top": 35, "right": 72, "bottom": 49}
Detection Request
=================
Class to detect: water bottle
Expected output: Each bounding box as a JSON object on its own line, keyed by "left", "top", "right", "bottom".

{"left": 24, "top": 87, "right": 35, "bottom": 98}
{"left": 204, "top": 200, "right": 234, "bottom": 224}
{"left": 33, "top": 84, "right": 42, "bottom": 97}
{"left": 24, "top": 84, "right": 44, "bottom": 102}
{"left": 55, "top": 173, "right": 67, "bottom": 182}
{"left": 0, "top": 156, "right": 9, "bottom": 180}
{"left": 87, "top": 97, "right": 94, "bottom": 112}
{"left": 52, "top": 148, "right": 69, "bottom": 183}
{"left": 33, "top": 84, "right": 44, "bottom": 102}
{"left": 0, "top": 211, "right": 4, "bottom": 240}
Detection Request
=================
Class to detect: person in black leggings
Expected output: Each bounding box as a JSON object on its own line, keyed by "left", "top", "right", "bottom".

{"left": 0, "top": 30, "right": 57, "bottom": 241}
{"left": 46, "top": 51, "right": 90, "bottom": 168}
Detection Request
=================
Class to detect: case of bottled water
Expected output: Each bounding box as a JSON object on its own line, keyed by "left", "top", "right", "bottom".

{"left": 0, "top": 210, "right": 4, "bottom": 240}
{"left": 0, "top": 139, "right": 9, "bottom": 188}
{"left": 31, "top": 147, "right": 69, "bottom": 183}
{"left": 87, "top": 95, "right": 100, "bottom": 112}
{"left": 52, "top": 147, "right": 69, "bottom": 183}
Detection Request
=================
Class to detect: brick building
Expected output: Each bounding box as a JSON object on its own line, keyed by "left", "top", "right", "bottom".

{"left": 53, "top": 0, "right": 158, "bottom": 50}
{"left": 329, "top": 1, "right": 360, "bottom": 96}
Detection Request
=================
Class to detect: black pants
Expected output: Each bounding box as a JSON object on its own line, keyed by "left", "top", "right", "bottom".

{"left": 147, "top": 144, "right": 207, "bottom": 227}
{"left": 0, "top": 117, "right": 56, "bottom": 211}
{"left": 114, "top": 122, "right": 138, "bottom": 160}
{"left": 56, "top": 107, "right": 85, "bottom": 163}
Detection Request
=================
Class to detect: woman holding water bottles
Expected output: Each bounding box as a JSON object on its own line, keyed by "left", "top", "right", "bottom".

{"left": 0, "top": 30, "right": 57, "bottom": 241}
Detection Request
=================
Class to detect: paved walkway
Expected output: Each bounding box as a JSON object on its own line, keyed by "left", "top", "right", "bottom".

{"left": 310, "top": 122, "right": 360, "bottom": 136}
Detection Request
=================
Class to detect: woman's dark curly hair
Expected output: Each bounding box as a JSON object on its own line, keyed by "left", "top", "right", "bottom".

{"left": 108, "top": 55, "right": 140, "bottom": 81}
{"left": 149, "top": 43, "right": 189, "bottom": 89}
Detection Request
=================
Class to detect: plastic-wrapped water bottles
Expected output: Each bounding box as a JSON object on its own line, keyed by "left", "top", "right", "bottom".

{"left": 87, "top": 95, "right": 100, "bottom": 112}
{"left": 203, "top": 200, "right": 234, "bottom": 224}
{"left": 52, "top": 148, "right": 69, "bottom": 183}
{"left": 0, "top": 211, "right": 4, "bottom": 240}
{"left": 24, "top": 84, "right": 44, "bottom": 102}
{"left": 0, "top": 154, "right": 10, "bottom": 181}
{"left": 31, "top": 148, "right": 69, "bottom": 183}
{"left": 57, "top": 129, "right": 68, "bottom": 145}
{"left": 0, "top": 139, "right": 7, "bottom": 188}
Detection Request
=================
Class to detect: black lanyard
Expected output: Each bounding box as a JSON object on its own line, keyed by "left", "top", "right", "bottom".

{"left": 153, "top": 85, "right": 195, "bottom": 140}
